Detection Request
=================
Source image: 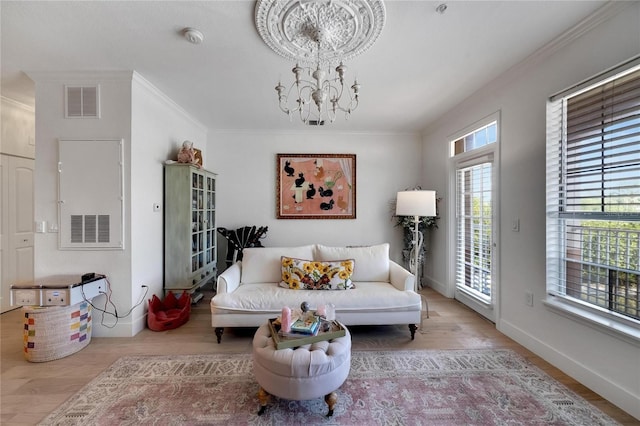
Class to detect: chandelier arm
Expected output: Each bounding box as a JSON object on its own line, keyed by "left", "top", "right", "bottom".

{"left": 279, "top": 83, "right": 302, "bottom": 115}
{"left": 274, "top": 54, "right": 360, "bottom": 124}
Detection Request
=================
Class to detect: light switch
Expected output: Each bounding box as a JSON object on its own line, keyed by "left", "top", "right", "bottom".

{"left": 511, "top": 218, "right": 520, "bottom": 232}
{"left": 35, "top": 221, "right": 46, "bottom": 233}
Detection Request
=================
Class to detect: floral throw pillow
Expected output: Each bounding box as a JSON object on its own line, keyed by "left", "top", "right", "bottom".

{"left": 280, "top": 257, "right": 355, "bottom": 290}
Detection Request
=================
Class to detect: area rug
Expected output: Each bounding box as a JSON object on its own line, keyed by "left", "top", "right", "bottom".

{"left": 39, "top": 349, "right": 619, "bottom": 426}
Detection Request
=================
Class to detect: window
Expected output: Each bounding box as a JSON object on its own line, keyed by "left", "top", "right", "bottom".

{"left": 546, "top": 58, "right": 640, "bottom": 337}
{"left": 451, "top": 121, "right": 497, "bottom": 156}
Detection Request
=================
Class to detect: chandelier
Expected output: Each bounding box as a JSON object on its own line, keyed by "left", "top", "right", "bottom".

{"left": 275, "top": 49, "right": 360, "bottom": 125}
{"left": 255, "top": 0, "right": 386, "bottom": 125}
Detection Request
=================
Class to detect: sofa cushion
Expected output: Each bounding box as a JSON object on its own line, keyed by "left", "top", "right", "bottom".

{"left": 241, "top": 245, "right": 315, "bottom": 284}
{"left": 315, "top": 243, "right": 390, "bottom": 282}
{"left": 280, "top": 257, "right": 354, "bottom": 290}
{"left": 211, "top": 282, "right": 421, "bottom": 313}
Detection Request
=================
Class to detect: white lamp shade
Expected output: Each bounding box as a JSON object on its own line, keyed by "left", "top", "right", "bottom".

{"left": 396, "top": 190, "right": 436, "bottom": 217}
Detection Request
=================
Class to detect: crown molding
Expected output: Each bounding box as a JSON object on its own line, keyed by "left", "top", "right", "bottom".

{"left": 131, "top": 72, "right": 207, "bottom": 134}
{"left": 504, "top": 1, "right": 633, "bottom": 79}
{"left": 25, "top": 70, "right": 134, "bottom": 83}
{"left": 1, "top": 95, "right": 35, "bottom": 112}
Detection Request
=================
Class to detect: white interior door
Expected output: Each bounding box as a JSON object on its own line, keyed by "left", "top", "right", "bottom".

{"left": 0, "top": 155, "right": 7, "bottom": 312}
{"left": 1, "top": 155, "right": 34, "bottom": 312}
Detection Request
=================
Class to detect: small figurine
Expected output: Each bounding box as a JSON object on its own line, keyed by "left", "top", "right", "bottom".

{"left": 177, "top": 140, "right": 200, "bottom": 168}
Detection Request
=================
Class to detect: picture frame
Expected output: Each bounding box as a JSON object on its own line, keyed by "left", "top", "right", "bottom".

{"left": 276, "top": 153, "right": 356, "bottom": 219}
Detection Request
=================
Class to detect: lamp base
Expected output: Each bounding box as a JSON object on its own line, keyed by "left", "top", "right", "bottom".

{"left": 402, "top": 249, "right": 424, "bottom": 288}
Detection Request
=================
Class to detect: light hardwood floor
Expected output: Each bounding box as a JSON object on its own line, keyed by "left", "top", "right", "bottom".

{"left": 1, "top": 287, "right": 637, "bottom": 425}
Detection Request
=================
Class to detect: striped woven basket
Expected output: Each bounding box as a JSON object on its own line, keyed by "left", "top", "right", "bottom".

{"left": 22, "top": 301, "right": 92, "bottom": 362}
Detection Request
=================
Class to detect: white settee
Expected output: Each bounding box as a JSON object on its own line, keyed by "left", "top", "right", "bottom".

{"left": 210, "top": 243, "right": 422, "bottom": 343}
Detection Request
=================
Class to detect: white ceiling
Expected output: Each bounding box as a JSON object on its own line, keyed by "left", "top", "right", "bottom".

{"left": 1, "top": 1, "right": 609, "bottom": 134}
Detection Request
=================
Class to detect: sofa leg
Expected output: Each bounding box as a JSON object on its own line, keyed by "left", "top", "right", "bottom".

{"left": 215, "top": 327, "right": 224, "bottom": 344}
{"left": 408, "top": 324, "right": 417, "bottom": 340}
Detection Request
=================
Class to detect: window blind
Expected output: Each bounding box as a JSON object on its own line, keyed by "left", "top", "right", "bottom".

{"left": 546, "top": 62, "right": 640, "bottom": 322}
{"left": 456, "top": 159, "right": 493, "bottom": 301}
{"left": 564, "top": 68, "right": 640, "bottom": 215}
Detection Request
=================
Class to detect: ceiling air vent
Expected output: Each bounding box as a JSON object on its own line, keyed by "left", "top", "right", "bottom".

{"left": 65, "top": 85, "right": 100, "bottom": 118}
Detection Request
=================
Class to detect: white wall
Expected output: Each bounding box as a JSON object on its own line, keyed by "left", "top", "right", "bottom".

{"left": 31, "top": 71, "right": 206, "bottom": 337}
{"left": 207, "top": 130, "right": 422, "bottom": 267}
{"left": 130, "top": 73, "right": 207, "bottom": 334}
{"left": 31, "top": 72, "right": 134, "bottom": 337}
{"left": 421, "top": 4, "right": 640, "bottom": 418}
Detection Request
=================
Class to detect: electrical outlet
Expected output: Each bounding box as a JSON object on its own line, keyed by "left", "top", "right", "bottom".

{"left": 525, "top": 291, "right": 534, "bottom": 307}
{"left": 12, "top": 289, "right": 39, "bottom": 305}
{"left": 44, "top": 289, "right": 69, "bottom": 306}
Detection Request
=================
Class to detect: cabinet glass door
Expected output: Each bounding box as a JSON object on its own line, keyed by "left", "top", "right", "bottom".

{"left": 191, "top": 171, "right": 205, "bottom": 273}
{"left": 205, "top": 175, "right": 216, "bottom": 266}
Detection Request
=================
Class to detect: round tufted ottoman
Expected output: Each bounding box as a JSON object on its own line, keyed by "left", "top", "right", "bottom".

{"left": 252, "top": 322, "right": 351, "bottom": 416}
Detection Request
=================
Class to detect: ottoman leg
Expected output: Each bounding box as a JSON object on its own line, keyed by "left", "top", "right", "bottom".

{"left": 257, "top": 387, "right": 270, "bottom": 415}
{"left": 325, "top": 392, "right": 338, "bottom": 417}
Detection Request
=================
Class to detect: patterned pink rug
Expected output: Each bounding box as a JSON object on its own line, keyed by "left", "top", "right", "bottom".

{"left": 40, "top": 349, "right": 619, "bottom": 425}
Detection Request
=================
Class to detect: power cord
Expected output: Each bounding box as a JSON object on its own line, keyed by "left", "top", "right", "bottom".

{"left": 81, "top": 277, "right": 149, "bottom": 329}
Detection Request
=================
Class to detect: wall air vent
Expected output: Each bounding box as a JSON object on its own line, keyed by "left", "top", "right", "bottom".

{"left": 70, "top": 215, "right": 111, "bottom": 244}
{"left": 65, "top": 85, "right": 100, "bottom": 118}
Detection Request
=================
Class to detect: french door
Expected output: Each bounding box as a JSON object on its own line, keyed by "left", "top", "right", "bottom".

{"left": 454, "top": 154, "right": 496, "bottom": 321}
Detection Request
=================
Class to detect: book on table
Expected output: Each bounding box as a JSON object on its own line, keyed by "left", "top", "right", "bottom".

{"left": 288, "top": 316, "right": 321, "bottom": 335}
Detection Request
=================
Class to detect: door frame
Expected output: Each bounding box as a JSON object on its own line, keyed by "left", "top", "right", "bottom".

{"left": 447, "top": 113, "right": 500, "bottom": 323}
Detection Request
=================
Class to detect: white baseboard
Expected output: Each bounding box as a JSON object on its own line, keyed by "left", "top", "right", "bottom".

{"left": 423, "top": 276, "right": 452, "bottom": 298}
{"left": 91, "top": 312, "right": 147, "bottom": 337}
{"left": 499, "top": 319, "right": 640, "bottom": 420}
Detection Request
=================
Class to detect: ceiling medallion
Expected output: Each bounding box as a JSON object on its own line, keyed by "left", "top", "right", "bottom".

{"left": 255, "top": 0, "right": 386, "bottom": 64}
{"left": 255, "top": 0, "right": 386, "bottom": 125}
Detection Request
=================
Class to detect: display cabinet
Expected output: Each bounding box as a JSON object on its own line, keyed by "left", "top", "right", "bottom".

{"left": 164, "top": 164, "right": 217, "bottom": 303}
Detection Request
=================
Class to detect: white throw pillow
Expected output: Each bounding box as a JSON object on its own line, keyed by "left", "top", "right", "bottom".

{"left": 241, "top": 245, "right": 315, "bottom": 284}
{"left": 315, "top": 243, "right": 390, "bottom": 282}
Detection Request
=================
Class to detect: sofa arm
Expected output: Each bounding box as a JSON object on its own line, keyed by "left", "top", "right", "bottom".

{"left": 389, "top": 260, "right": 415, "bottom": 292}
{"left": 216, "top": 261, "right": 242, "bottom": 294}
